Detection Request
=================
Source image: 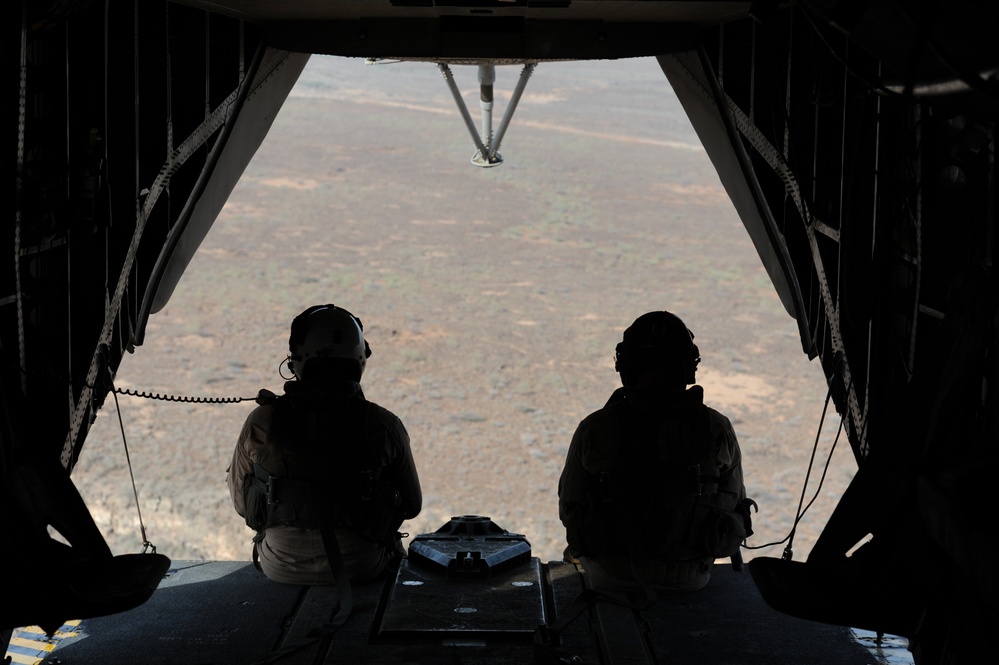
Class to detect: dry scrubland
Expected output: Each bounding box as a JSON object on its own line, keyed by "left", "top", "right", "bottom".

{"left": 73, "top": 56, "right": 855, "bottom": 565}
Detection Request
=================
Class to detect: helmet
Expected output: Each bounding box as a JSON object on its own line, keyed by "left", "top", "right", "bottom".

{"left": 614, "top": 311, "right": 700, "bottom": 386}
{"left": 287, "top": 304, "right": 372, "bottom": 381}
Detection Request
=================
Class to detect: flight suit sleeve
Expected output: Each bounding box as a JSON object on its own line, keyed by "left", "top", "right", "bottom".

{"left": 227, "top": 405, "right": 271, "bottom": 518}
{"left": 558, "top": 423, "right": 588, "bottom": 527}
{"left": 559, "top": 405, "right": 629, "bottom": 559}
{"left": 393, "top": 420, "right": 422, "bottom": 520}
{"left": 689, "top": 407, "right": 751, "bottom": 555}
{"left": 559, "top": 408, "right": 621, "bottom": 519}
{"left": 375, "top": 408, "right": 421, "bottom": 521}
{"left": 708, "top": 406, "right": 756, "bottom": 542}
{"left": 557, "top": 423, "right": 585, "bottom": 558}
{"left": 710, "top": 410, "right": 746, "bottom": 502}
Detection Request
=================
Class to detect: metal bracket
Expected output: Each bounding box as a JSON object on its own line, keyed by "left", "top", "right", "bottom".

{"left": 438, "top": 63, "right": 536, "bottom": 167}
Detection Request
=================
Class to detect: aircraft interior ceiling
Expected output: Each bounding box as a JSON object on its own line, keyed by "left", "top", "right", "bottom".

{"left": 3, "top": 1, "right": 998, "bottom": 663}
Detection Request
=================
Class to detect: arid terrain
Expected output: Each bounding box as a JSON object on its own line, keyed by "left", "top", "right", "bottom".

{"left": 72, "top": 55, "right": 855, "bottom": 566}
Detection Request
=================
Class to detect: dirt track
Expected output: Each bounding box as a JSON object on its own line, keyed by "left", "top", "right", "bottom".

{"left": 72, "top": 56, "right": 855, "bottom": 564}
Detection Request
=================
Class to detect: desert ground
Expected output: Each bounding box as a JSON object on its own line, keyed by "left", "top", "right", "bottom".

{"left": 71, "top": 55, "right": 856, "bottom": 566}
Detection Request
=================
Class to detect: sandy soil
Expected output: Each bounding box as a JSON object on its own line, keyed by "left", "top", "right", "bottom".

{"left": 71, "top": 56, "right": 856, "bottom": 565}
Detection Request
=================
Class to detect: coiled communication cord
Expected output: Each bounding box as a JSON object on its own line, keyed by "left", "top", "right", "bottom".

{"left": 112, "top": 386, "right": 256, "bottom": 404}
{"left": 107, "top": 385, "right": 257, "bottom": 553}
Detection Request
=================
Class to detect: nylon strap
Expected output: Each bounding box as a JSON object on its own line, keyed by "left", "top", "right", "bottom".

{"left": 248, "top": 507, "right": 353, "bottom": 664}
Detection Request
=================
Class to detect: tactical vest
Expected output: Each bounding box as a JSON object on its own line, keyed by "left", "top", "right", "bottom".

{"left": 577, "top": 396, "right": 747, "bottom": 562}
{"left": 242, "top": 392, "right": 402, "bottom": 548}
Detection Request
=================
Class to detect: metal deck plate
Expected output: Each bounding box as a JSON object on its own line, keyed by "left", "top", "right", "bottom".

{"left": 374, "top": 557, "right": 546, "bottom": 642}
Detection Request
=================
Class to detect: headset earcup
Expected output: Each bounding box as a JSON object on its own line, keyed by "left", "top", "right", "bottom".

{"left": 687, "top": 342, "right": 700, "bottom": 384}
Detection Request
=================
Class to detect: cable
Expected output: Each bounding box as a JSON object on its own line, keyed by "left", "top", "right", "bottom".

{"left": 102, "top": 378, "right": 259, "bottom": 552}
{"left": 744, "top": 379, "right": 844, "bottom": 556}
{"left": 112, "top": 386, "right": 255, "bottom": 404}
{"left": 795, "top": 2, "right": 904, "bottom": 100}
{"left": 110, "top": 382, "right": 155, "bottom": 554}
{"left": 782, "top": 384, "right": 835, "bottom": 559}
{"left": 794, "top": 416, "right": 844, "bottom": 533}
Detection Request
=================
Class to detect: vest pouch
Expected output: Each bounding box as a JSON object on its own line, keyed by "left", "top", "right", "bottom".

{"left": 243, "top": 473, "right": 269, "bottom": 531}
{"left": 268, "top": 476, "right": 320, "bottom": 529}
{"left": 250, "top": 462, "right": 320, "bottom": 530}
{"left": 349, "top": 479, "right": 402, "bottom": 546}
{"left": 696, "top": 500, "right": 747, "bottom": 559}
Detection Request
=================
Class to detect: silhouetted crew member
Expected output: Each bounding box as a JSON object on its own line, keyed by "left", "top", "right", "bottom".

{"left": 228, "top": 304, "right": 421, "bottom": 585}
{"left": 558, "top": 310, "right": 753, "bottom": 591}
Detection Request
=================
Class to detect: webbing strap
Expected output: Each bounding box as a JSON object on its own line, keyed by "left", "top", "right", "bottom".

{"left": 251, "top": 529, "right": 266, "bottom": 573}
{"left": 547, "top": 588, "right": 596, "bottom": 636}
{"left": 548, "top": 584, "right": 656, "bottom": 637}
{"left": 535, "top": 573, "right": 657, "bottom": 665}
{"left": 248, "top": 516, "right": 353, "bottom": 664}
{"left": 249, "top": 619, "right": 342, "bottom": 665}
{"left": 317, "top": 520, "right": 352, "bottom": 664}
